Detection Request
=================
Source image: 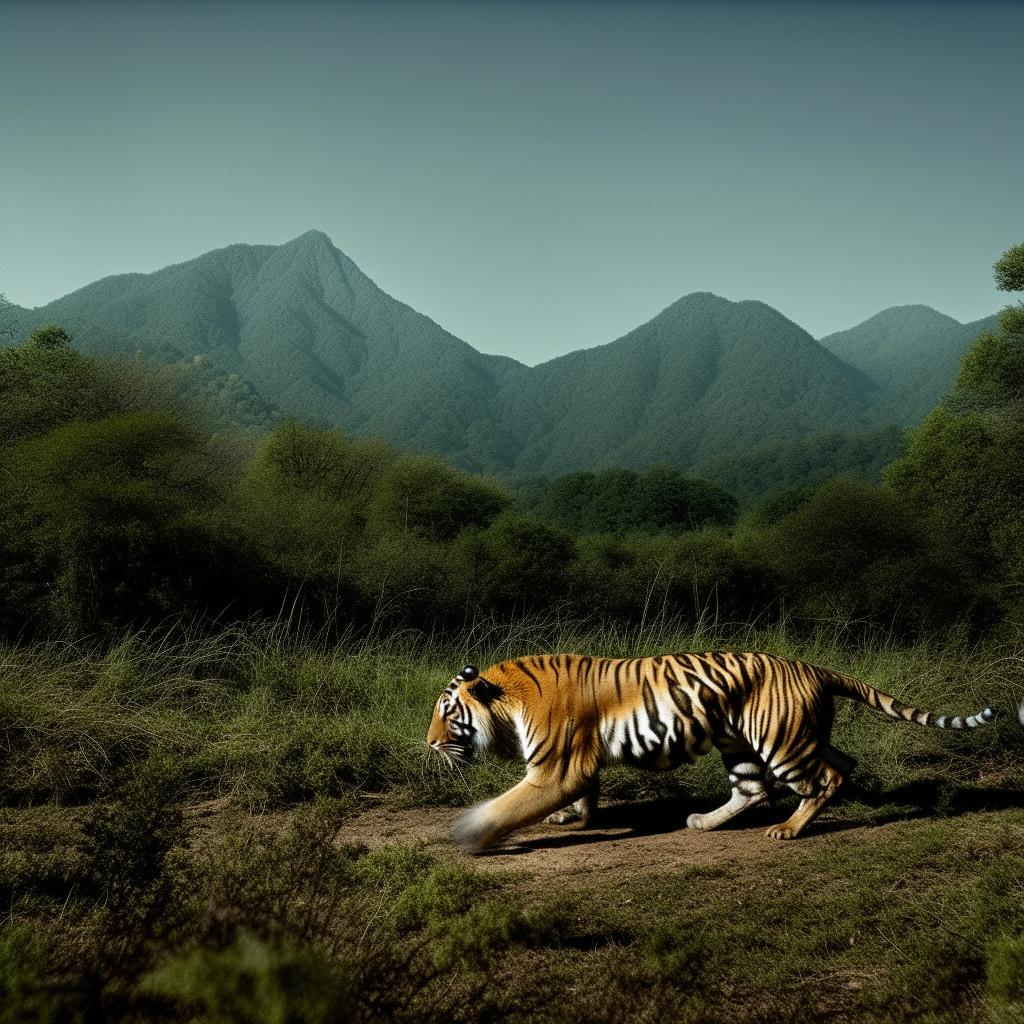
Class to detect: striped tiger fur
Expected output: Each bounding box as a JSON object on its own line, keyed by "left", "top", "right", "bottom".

{"left": 425, "top": 652, "right": 1021, "bottom": 852}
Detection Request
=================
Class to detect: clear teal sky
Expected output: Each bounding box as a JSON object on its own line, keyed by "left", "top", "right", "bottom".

{"left": 1, "top": 1, "right": 1021, "bottom": 363}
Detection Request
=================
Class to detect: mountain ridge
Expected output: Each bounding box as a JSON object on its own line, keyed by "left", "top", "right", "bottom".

{"left": 5, "top": 231, "right": 996, "bottom": 476}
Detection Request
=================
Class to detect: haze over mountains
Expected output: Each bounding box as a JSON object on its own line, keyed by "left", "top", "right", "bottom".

{"left": 6, "top": 230, "right": 997, "bottom": 477}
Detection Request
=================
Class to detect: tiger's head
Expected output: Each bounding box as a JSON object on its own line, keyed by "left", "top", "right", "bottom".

{"left": 426, "top": 664, "right": 506, "bottom": 763}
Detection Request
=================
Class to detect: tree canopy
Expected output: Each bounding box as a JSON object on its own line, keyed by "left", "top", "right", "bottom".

{"left": 887, "top": 242, "right": 1024, "bottom": 625}
{"left": 516, "top": 465, "right": 737, "bottom": 535}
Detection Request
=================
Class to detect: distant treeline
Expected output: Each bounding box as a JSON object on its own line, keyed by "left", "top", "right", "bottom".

{"left": 0, "top": 246, "right": 1021, "bottom": 640}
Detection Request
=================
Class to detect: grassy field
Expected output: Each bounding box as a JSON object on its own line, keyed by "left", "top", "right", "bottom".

{"left": 2, "top": 619, "right": 1024, "bottom": 1022}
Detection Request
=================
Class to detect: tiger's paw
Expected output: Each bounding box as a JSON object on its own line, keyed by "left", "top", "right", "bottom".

{"left": 686, "top": 812, "right": 713, "bottom": 831}
{"left": 545, "top": 808, "right": 582, "bottom": 825}
{"left": 765, "top": 825, "right": 799, "bottom": 841}
{"left": 451, "top": 806, "right": 496, "bottom": 854}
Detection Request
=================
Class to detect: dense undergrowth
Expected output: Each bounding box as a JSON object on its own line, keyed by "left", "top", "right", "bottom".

{"left": 3, "top": 619, "right": 1024, "bottom": 1021}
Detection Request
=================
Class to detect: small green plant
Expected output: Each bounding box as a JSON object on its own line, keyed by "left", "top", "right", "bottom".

{"left": 142, "top": 931, "right": 351, "bottom": 1024}
{"left": 84, "top": 749, "right": 188, "bottom": 939}
{"left": 0, "top": 925, "right": 63, "bottom": 1024}
{"left": 641, "top": 922, "right": 708, "bottom": 988}
{"left": 987, "top": 934, "right": 1024, "bottom": 1004}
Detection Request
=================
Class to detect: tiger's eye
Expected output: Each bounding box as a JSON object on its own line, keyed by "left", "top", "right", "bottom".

{"left": 460, "top": 664, "right": 478, "bottom": 680}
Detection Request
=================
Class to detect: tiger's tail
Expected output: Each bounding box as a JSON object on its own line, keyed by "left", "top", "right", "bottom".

{"left": 823, "top": 670, "right": 1013, "bottom": 730}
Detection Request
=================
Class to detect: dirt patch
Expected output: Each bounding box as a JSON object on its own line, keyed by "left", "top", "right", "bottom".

{"left": 332, "top": 796, "right": 878, "bottom": 882}
{"left": 184, "top": 790, "right": 1024, "bottom": 893}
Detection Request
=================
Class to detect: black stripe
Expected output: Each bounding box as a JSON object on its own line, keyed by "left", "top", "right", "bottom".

{"left": 642, "top": 680, "right": 667, "bottom": 741}
{"left": 516, "top": 659, "right": 544, "bottom": 696}
{"left": 559, "top": 720, "right": 576, "bottom": 780}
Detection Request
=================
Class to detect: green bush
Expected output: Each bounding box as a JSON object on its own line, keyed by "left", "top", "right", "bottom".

{"left": 142, "top": 931, "right": 351, "bottom": 1024}
{"left": 247, "top": 421, "right": 397, "bottom": 504}
{"left": 738, "top": 477, "right": 965, "bottom": 633}
{"left": 987, "top": 935, "right": 1024, "bottom": 1003}
{"left": 371, "top": 453, "right": 509, "bottom": 542}
{"left": 0, "top": 328, "right": 122, "bottom": 448}
{"left": 0, "top": 411, "right": 230, "bottom": 631}
{"left": 447, "top": 513, "right": 576, "bottom": 616}
{"left": 0, "top": 925, "right": 63, "bottom": 1024}
{"left": 84, "top": 751, "right": 188, "bottom": 931}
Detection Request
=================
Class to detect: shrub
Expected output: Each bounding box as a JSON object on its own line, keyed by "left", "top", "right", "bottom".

{"left": 84, "top": 750, "right": 188, "bottom": 932}
{"left": 987, "top": 935, "right": 1024, "bottom": 1004}
{"left": 0, "top": 412, "right": 228, "bottom": 631}
{"left": 142, "top": 931, "right": 351, "bottom": 1024}
{"left": 0, "top": 925, "right": 63, "bottom": 1024}
{"left": 738, "top": 477, "right": 965, "bottom": 633}
{"left": 447, "top": 513, "right": 576, "bottom": 617}
{"left": 371, "top": 454, "right": 509, "bottom": 542}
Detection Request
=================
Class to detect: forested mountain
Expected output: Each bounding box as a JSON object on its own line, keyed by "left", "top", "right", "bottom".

{"left": 5, "top": 231, "right": 993, "bottom": 476}
{"left": 9, "top": 232, "right": 522, "bottom": 471}
{"left": 820, "top": 304, "right": 998, "bottom": 423}
{"left": 510, "top": 292, "right": 875, "bottom": 474}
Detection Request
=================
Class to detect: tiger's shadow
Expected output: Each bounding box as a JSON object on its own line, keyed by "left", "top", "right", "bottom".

{"left": 484, "top": 779, "right": 1024, "bottom": 854}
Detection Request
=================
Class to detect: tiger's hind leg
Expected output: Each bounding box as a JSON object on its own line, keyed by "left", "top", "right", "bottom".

{"left": 686, "top": 746, "right": 769, "bottom": 832}
{"left": 545, "top": 774, "right": 600, "bottom": 828}
{"left": 765, "top": 748, "right": 847, "bottom": 841}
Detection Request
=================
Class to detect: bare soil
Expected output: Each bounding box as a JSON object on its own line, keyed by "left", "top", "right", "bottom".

{"left": 329, "top": 795, "right": 889, "bottom": 883}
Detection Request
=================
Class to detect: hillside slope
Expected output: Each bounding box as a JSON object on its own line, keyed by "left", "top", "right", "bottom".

{"left": 510, "top": 292, "right": 875, "bottom": 474}
{"left": 12, "top": 231, "right": 524, "bottom": 472}
{"left": 820, "top": 304, "right": 997, "bottom": 423}
{"left": 7, "top": 232, "right": 994, "bottom": 475}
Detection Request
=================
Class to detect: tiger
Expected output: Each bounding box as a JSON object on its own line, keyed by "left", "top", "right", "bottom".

{"left": 426, "top": 652, "right": 1023, "bottom": 852}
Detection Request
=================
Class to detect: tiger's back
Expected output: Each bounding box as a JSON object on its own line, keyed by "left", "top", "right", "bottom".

{"left": 571, "top": 652, "right": 832, "bottom": 769}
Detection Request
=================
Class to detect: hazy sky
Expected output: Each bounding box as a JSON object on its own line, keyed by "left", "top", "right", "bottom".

{"left": 2, "top": 1, "right": 1021, "bottom": 364}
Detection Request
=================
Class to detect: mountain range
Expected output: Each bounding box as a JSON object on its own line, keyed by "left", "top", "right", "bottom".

{"left": 5, "top": 230, "right": 997, "bottom": 477}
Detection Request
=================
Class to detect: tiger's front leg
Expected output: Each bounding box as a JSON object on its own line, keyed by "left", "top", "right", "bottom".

{"left": 545, "top": 774, "right": 600, "bottom": 828}
{"left": 453, "top": 770, "right": 587, "bottom": 853}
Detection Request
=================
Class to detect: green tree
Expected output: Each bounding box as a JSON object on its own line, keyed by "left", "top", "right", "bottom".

{"left": 888, "top": 243, "right": 1024, "bottom": 626}
{"left": 637, "top": 464, "right": 737, "bottom": 531}
{"left": 231, "top": 424, "right": 382, "bottom": 615}
{"left": 0, "top": 292, "right": 16, "bottom": 341}
{"left": 447, "top": 513, "right": 575, "bottom": 616}
{"left": 24, "top": 324, "right": 72, "bottom": 351}
{"left": 371, "top": 454, "right": 509, "bottom": 543}
{"left": 994, "top": 243, "right": 1024, "bottom": 293}
{"left": 0, "top": 325, "right": 121, "bottom": 447}
{"left": 738, "top": 478, "right": 964, "bottom": 632}
{"left": 0, "top": 412, "right": 234, "bottom": 631}
{"left": 250, "top": 421, "right": 396, "bottom": 504}
{"left": 519, "top": 465, "right": 736, "bottom": 535}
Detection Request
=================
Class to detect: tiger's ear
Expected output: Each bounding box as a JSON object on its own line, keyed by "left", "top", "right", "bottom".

{"left": 469, "top": 677, "right": 503, "bottom": 705}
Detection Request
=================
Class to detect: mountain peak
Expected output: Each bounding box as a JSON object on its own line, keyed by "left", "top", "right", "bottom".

{"left": 818, "top": 302, "right": 998, "bottom": 423}
{"left": 666, "top": 290, "right": 730, "bottom": 310}
{"left": 859, "top": 304, "right": 959, "bottom": 329}
{"left": 284, "top": 229, "right": 336, "bottom": 251}
{"left": 13, "top": 233, "right": 998, "bottom": 478}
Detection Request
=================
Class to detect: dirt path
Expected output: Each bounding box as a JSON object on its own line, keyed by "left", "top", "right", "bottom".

{"left": 333, "top": 796, "right": 883, "bottom": 882}
{"left": 182, "top": 789, "right": 1024, "bottom": 895}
